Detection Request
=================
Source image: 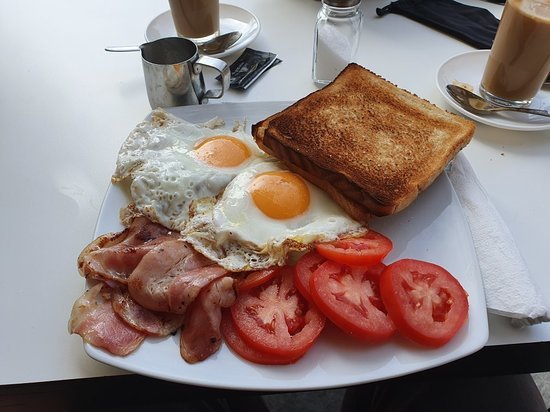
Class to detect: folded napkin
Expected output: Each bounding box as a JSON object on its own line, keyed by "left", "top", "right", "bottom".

{"left": 376, "top": 0, "right": 500, "bottom": 49}
{"left": 448, "top": 152, "right": 550, "bottom": 327}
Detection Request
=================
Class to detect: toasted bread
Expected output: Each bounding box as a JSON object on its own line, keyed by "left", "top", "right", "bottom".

{"left": 252, "top": 63, "right": 475, "bottom": 222}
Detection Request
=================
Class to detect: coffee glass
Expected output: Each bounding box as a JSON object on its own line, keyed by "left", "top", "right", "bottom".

{"left": 168, "top": 0, "right": 220, "bottom": 44}
{"left": 480, "top": 0, "right": 550, "bottom": 107}
{"left": 140, "top": 37, "right": 229, "bottom": 108}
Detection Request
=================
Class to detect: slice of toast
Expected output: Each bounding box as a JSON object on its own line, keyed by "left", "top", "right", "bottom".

{"left": 252, "top": 63, "right": 475, "bottom": 222}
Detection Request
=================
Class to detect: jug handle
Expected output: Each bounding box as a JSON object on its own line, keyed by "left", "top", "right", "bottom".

{"left": 195, "top": 55, "right": 230, "bottom": 101}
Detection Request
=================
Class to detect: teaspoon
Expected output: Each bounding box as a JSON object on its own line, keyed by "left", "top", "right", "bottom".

{"left": 105, "top": 31, "right": 242, "bottom": 55}
{"left": 446, "top": 85, "right": 550, "bottom": 118}
{"left": 198, "top": 31, "right": 241, "bottom": 54}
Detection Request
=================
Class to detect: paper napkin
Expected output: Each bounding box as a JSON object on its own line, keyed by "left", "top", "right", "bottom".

{"left": 447, "top": 152, "right": 550, "bottom": 326}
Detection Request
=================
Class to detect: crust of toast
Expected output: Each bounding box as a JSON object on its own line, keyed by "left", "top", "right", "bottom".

{"left": 252, "top": 63, "right": 475, "bottom": 221}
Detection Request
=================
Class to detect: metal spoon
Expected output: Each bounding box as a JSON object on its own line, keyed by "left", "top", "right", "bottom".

{"left": 105, "top": 31, "right": 242, "bottom": 55}
{"left": 198, "top": 31, "right": 241, "bottom": 54}
{"left": 446, "top": 85, "right": 550, "bottom": 118}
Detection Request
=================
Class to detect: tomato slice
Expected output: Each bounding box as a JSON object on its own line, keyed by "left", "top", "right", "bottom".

{"left": 294, "top": 250, "right": 326, "bottom": 302}
{"left": 310, "top": 260, "right": 395, "bottom": 343}
{"left": 236, "top": 268, "right": 280, "bottom": 294}
{"left": 362, "top": 261, "right": 387, "bottom": 281}
{"left": 230, "top": 265, "right": 326, "bottom": 358}
{"left": 220, "top": 311, "right": 304, "bottom": 365}
{"left": 379, "top": 259, "right": 469, "bottom": 347}
{"left": 315, "top": 230, "right": 393, "bottom": 266}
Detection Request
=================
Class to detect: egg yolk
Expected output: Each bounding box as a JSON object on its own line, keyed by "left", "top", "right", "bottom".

{"left": 194, "top": 135, "right": 251, "bottom": 168}
{"left": 249, "top": 171, "right": 310, "bottom": 219}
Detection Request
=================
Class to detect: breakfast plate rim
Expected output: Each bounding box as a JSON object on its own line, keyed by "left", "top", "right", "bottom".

{"left": 82, "top": 102, "right": 489, "bottom": 391}
{"left": 145, "top": 4, "right": 261, "bottom": 58}
{"left": 436, "top": 50, "right": 550, "bottom": 132}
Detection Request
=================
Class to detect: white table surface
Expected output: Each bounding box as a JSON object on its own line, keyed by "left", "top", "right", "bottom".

{"left": 1, "top": 0, "right": 549, "bottom": 386}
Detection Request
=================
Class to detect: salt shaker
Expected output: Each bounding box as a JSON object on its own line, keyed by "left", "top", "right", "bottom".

{"left": 312, "top": 0, "right": 363, "bottom": 85}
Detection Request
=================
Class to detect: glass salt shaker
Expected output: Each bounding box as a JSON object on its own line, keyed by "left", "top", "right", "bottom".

{"left": 312, "top": 0, "right": 363, "bottom": 85}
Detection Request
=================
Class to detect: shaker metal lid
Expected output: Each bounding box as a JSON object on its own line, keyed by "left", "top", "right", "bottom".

{"left": 322, "top": 0, "right": 361, "bottom": 7}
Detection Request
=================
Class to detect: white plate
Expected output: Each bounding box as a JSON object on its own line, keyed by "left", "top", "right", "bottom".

{"left": 86, "top": 102, "right": 488, "bottom": 391}
{"left": 145, "top": 4, "right": 260, "bottom": 58}
{"left": 436, "top": 50, "right": 550, "bottom": 132}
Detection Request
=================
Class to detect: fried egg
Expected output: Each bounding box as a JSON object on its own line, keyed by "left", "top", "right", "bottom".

{"left": 112, "top": 109, "right": 267, "bottom": 230}
{"left": 182, "top": 161, "right": 367, "bottom": 271}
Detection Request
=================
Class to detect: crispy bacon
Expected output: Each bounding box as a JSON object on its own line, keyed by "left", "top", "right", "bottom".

{"left": 180, "top": 276, "right": 237, "bottom": 363}
{"left": 69, "top": 283, "right": 146, "bottom": 356}
{"left": 127, "top": 239, "right": 228, "bottom": 314}
{"left": 77, "top": 217, "right": 179, "bottom": 285}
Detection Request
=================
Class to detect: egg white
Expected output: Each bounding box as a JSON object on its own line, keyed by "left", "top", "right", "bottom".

{"left": 112, "top": 109, "right": 267, "bottom": 230}
{"left": 182, "top": 161, "right": 367, "bottom": 271}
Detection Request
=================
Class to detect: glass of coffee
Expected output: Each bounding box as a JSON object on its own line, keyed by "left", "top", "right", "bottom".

{"left": 168, "top": 0, "right": 220, "bottom": 44}
{"left": 480, "top": 0, "right": 550, "bottom": 107}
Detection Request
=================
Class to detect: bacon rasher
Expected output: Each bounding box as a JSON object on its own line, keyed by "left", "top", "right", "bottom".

{"left": 68, "top": 283, "right": 146, "bottom": 356}
{"left": 77, "top": 217, "right": 179, "bottom": 285}
{"left": 180, "top": 276, "right": 236, "bottom": 363}
{"left": 72, "top": 217, "right": 237, "bottom": 361}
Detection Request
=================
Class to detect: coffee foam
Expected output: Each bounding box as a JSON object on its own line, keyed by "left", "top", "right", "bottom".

{"left": 519, "top": 0, "right": 550, "bottom": 20}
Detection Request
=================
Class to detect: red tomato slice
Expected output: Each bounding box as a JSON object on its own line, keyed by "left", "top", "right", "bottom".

{"left": 363, "top": 261, "right": 387, "bottom": 281}
{"left": 310, "top": 260, "right": 395, "bottom": 343}
{"left": 294, "top": 250, "right": 327, "bottom": 302}
{"left": 315, "top": 231, "right": 393, "bottom": 266}
{"left": 236, "top": 268, "right": 280, "bottom": 294}
{"left": 379, "top": 259, "right": 469, "bottom": 347}
{"left": 220, "top": 311, "right": 304, "bottom": 365}
{"left": 230, "top": 265, "right": 326, "bottom": 358}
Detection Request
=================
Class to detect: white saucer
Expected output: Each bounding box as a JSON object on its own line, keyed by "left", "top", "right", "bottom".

{"left": 436, "top": 50, "right": 550, "bottom": 132}
{"left": 145, "top": 4, "right": 260, "bottom": 59}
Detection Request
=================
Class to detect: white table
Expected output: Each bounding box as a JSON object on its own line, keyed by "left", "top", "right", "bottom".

{"left": 1, "top": 0, "right": 549, "bottom": 388}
